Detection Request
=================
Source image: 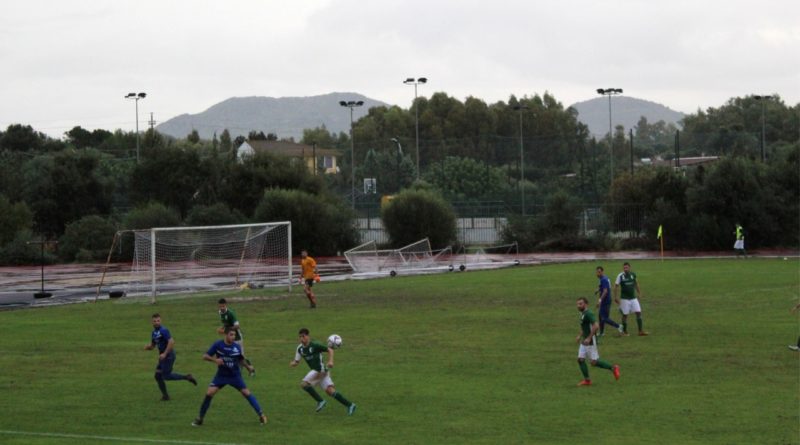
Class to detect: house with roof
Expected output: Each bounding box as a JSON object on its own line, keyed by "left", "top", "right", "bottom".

{"left": 236, "top": 140, "right": 340, "bottom": 174}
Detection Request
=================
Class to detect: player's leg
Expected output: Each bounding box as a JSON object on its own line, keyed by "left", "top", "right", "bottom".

{"left": 577, "top": 345, "right": 591, "bottom": 384}
{"left": 236, "top": 381, "right": 267, "bottom": 423}
{"left": 193, "top": 385, "right": 221, "bottom": 425}
{"left": 620, "top": 301, "right": 630, "bottom": 335}
{"left": 323, "top": 377, "right": 356, "bottom": 414}
{"left": 160, "top": 352, "right": 190, "bottom": 383}
{"left": 304, "top": 280, "right": 317, "bottom": 308}
{"left": 632, "top": 299, "right": 648, "bottom": 335}
{"left": 154, "top": 361, "right": 170, "bottom": 400}
{"left": 301, "top": 371, "right": 326, "bottom": 411}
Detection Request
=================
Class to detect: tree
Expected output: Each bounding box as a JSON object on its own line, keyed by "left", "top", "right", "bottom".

{"left": 381, "top": 188, "right": 456, "bottom": 248}
{"left": 220, "top": 129, "right": 233, "bottom": 154}
{"left": 129, "top": 146, "right": 204, "bottom": 217}
{"left": 1, "top": 124, "right": 63, "bottom": 152}
{"left": 422, "top": 156, "right": 509, "bottom": 201}
{"left": 253, "top": 189, "right": 357, "bottom": 255}
{"left": 58, "top": 215, "right": 117, "bottom": 262}
{"left": 0, "top": 194, "right": 33, "bottom": 245}
{"left": 187, "top": 129, "right": 200, "bottom": 144}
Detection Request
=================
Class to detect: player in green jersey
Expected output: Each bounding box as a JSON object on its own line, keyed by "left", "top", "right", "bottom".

{"left": 613, "top": 262, "right": 649, "bottom": 336}
{"left": 576, "top": 297, "right": 620, "bottom": 386}
{"left": 217, "top": 298, "right": 255, "bottom": 376}
{"left": 290, "top": 328, "right": 357, "bottom": 415}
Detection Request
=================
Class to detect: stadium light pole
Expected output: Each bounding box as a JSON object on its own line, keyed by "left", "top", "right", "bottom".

{"left": 125, "top": 92, "right": 147, "bottom": 163}
{"left": 404, "top": 77, "right": 427, "bottom": 179}
{"left": 512, "top": 104, "right": 530, "bottom": 215}
{"left": 753, "top": 95, "right": 774, "bottom": 162}
{"left": 596, "top": 88, "right": 622, "bottom": 186}
{"left": 390, "top": 137, "right": 403, "bottom": 192}
{"left": 340, "top": 100, "right": 364, "bottom": 209}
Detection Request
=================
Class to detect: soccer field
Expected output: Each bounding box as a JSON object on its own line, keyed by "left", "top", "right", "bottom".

{"left": 0, "top": 258, "right": 797, "bottom": 445}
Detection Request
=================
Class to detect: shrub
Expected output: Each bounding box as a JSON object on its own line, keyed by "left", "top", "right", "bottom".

{"left": 58, "top": 215, "right": 117, "bottom": 262}
{"left": 254, "top": 189, "right": 357, "bottom": 256}
{"left": 185, "top": 203, "right": 246, "bottom": 226}
{"left": 381, "top": 189, "right": 457, "bottom": 249}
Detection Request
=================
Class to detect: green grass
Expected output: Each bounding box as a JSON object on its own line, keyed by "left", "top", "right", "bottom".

{"left": 0, "top": 259, "right": 798, "bottom": 444}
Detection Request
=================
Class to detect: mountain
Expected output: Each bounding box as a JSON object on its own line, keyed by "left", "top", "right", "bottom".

{"left": 156, "top": 92, "right": 390, "bottom": 141}
{"left": 570, "top": 96, "right": 685, "bottom": 137}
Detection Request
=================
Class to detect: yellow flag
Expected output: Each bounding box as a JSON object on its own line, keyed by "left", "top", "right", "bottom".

{"left": 657, "top": 225, "right": 663, "bottom": 239}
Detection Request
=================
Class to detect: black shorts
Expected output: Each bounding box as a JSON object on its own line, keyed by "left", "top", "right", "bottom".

{"left": 304, "top": 279, "right": 314, "bottom": 288}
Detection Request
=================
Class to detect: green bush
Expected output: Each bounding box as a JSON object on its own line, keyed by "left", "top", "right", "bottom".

{"left": 381, "top": 189, "right": 457, "bottom": 249}
{"left": 185, "top": 203, "right": 246, "bottom": 226}
{"left": 123, "top": 202, "right": 181, "bottom": 230}
{"left": 0, "top": 194, "right": 33, "bottom": 245}
{"left": 58, "top": 215, "right": 117, "bottom": 262}
{"left": 254, "top": 189, "right": 357, "bottom": 256}
{"left": 0, "top": 230, "right": 55, "bottom": 266}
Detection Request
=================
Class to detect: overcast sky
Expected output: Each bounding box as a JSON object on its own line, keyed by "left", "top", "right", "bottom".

{"left": 1, "top": 0, "right": 798, "bottom": 137}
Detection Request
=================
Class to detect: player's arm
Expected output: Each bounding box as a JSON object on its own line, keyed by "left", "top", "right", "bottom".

{"left": 290, "top": 349, "right": 301, "bottom": 367}
{"left": 144, "top": 341, "right": 154, "bottom": 351}
{"left": 585, "top": 321, "right": 600, "bottom": 345}
{"left": 635, "top": 280, "right": 642, "bottom": 299}
{"left": 326, "top": 347, "right": 334, "bottom": 369}
{"left": 239, "top": 355, "right": 255, "bottom": 374}
{"left": 203, "top": 352, "right": 223, "bottom": 366}
{"left": 613, "top": 276, "right": 621, "bottom": 304}
{"left": 598, "top": 287, "right": 608, "bottom": 306}
{"left": 791, "top": 302, "right": 800, "bottom": 313}
{"left": 160, "top": 338, "right": 175, "bottom": 359}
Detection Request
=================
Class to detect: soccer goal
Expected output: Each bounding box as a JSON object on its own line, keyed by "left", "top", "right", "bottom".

{"left": 112, "top": 222, "right": 291, "bottom": 302}
{"left": 344, "top": 238, "right": 453, "bottom": 276}
{"left": 455, "top": 241, "right": 519, "bottom": 271}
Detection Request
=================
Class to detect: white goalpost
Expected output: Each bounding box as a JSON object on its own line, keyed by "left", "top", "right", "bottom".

{"left": 124, "top": 222, "right": 292, "bottom": 302}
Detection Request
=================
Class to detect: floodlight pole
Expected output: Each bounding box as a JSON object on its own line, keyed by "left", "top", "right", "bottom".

{"left": 125, "top": 92, "right": 147, "bottom": 163}
{"left": 754, "top": 95, "right": 774, "bottom": 162}
{"left": 597, "top": 88, "right": 623, "bottom": 186}
{"left": 340, "top": 100, "right": 364, "bottom": 209}
{"left": 404, "top": 77, "right": 427, "bottom": 179}
{"left": 513, "top": 104, "right": 529, "bottom": 215}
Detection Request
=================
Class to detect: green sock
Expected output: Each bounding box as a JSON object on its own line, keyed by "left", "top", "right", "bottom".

{"left": 332, "top": 391, "right": 352, "bottom": 407}
{"left": 302, "top": 385, "right": 323, "bottom": 402}
{"left": 595, "top": 359, "right": 613, "bottom": 370}
{"left": 578, "top": 361, "right": 589, "bottom": 379}
{"left": 637, "top": 317, "right": 643, "bottom": 331}
{"left": 622, "top": 321, "right": 627, "bottom": 333}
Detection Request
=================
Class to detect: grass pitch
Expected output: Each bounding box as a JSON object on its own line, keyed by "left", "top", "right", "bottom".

{"left": 0, "top": 259, "right": 797, "bottom": 444}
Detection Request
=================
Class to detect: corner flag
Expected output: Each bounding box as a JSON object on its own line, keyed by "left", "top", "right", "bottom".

{"left": 657, "top": 225, "right": 663, "bottom": 239}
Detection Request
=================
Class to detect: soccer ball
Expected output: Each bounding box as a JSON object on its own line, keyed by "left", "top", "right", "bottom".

{"left": 327, "top": 334, "right": 342, "bottom": 349}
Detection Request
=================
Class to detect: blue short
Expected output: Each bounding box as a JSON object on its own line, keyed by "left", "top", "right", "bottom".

{"left": 210, "top": 374, "right": 247, "bottom": 391}
{"left": 156, "top": 351, "right": 176, "bottom": 374}
{"left": 599, "top": 304, "right": 612, "bottom": 320}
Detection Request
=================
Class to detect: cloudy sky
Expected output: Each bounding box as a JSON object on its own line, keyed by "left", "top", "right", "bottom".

{"left": 1, "top": 0, "right": 798, "bottom": 137}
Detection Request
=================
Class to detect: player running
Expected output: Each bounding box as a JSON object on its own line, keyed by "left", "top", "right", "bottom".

{"left": 613, "top": 262, "right": 649, "bottom": 336}
{"left": 595, "top": 266, "right": 623, "bottom": 337}
{"left": 192, "top": 327, "right": 267, "bottom": 426}
{"left": 299, "top": 250, "right": 319, "bottom": 308}
{"left": 143, "top": 313, "right": 197, "bottom": 401}
{"left": 290, "top": 328, "right": 356, "bottom": 415}
{"left": 217, "top": 298, "right": 255, "bottom": 375}
{"left": 576, "top": 297, "right": 621, "bottom": 386}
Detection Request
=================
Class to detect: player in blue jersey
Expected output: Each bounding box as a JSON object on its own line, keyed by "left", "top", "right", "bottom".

{"left": 192, "top": 327, "right": 267, "bottom": 426}
{"left": 595, "top": 266, "right": 624, "bottom": 337}
{"left": 143, "top": 314, "right": 197, "bottom": 401}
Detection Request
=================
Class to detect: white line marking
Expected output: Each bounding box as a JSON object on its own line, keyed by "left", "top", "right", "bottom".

{"left": 0, "top": 430, "right": 251, "bottom": 445}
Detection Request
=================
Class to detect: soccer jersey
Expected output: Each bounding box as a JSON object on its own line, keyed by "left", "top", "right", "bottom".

{"left": 579, "top": 309, "right": 596, "bottom": 340}
{"left": 295, "top": 341, "right": 330, "bottom": 372}
{"left": 151, "top": 326, "right": 172, "bottom": 353}
{"left": 598, "top": 275, "right": 612, "bottom": 307}
{"left": 206, "top": 340, "right": 244, "bottom": 378}
{"left": 219, "top": 308, "right": 242, "bottom": 341}
{"left": 615, "top": 272, "right": 638, "bottom": 300}
{"left": 301, "top": 256, "right": 317, "bottom": 279}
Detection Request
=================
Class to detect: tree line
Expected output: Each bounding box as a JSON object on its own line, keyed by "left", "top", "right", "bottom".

{"left": 0, "top": 93, "right": 797, "bottom": 264}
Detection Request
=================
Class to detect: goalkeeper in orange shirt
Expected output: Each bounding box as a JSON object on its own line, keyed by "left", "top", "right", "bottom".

{"left": 300, "top": 250, "right": 319, "bottom": 308}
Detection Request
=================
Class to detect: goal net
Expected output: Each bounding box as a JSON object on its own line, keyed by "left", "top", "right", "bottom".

{"left": 124, "top": 222, "right": 291, "bottom": 301}
{"left": 345, "top": 238, "right": 453, "bottom": 276}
